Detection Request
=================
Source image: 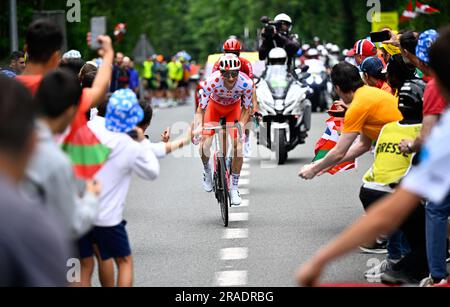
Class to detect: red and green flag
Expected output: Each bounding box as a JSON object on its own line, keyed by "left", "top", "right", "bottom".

{"left": 62, "top": 120, "right": 110, "bottom": 180}
{"left": 313, "top": 117, "right": 356, "bottom": 175}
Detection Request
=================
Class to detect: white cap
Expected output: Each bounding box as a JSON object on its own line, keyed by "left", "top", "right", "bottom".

{"left": 62, "top": 50, "right": 82, "bottom": 60}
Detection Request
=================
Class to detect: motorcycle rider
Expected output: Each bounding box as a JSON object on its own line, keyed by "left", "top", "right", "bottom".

{"left": 259, "top": 13, "right": 301, "bottom": 72}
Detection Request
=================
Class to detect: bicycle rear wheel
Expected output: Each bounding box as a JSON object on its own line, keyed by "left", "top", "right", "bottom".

{"left": 216, "top": 156, "right": 229, "bottom": 227}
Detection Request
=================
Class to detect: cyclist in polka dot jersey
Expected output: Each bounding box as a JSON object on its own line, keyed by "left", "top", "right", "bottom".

{"left": 199, "top": 71, "right": 253, "bottom": 109}
{"left": 194, "top": 54, "right": 253, "bottom": 206}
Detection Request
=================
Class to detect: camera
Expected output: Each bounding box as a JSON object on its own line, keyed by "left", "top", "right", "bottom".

{"left": 260, "top": 16, "right": 278, "bottom": 38}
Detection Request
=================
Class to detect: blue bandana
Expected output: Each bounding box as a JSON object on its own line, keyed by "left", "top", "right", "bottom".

{"left": 105, "top": 89, "right": 144, "bottom": 133}
{"left": 416, "top": 29, "right": 439, "bottom": 64}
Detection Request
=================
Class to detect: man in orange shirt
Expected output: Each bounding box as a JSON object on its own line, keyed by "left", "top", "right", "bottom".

{"left": 299, "top": 62, "right": 402, "bottom": 180}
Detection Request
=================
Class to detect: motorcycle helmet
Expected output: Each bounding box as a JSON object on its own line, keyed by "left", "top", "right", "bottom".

{"left": 331, "top": 45, "right": 340, "bottom": 54}
{"left": 274, "top": 13, "right": 292, "bottom": 33}
{"left": 306, "top": 48, "right": 319, "bottom": 58}
{"left": 398, "top": 80, "right": 425, "bottom": 122}
{"left": 219, "top": 54, "right": 241, "bottom": 71}
{"left": 268, "top": 47, "right": 288, "bottom": 65}
{"left": 274, "top": 13, "right": 292, "bottom": 24}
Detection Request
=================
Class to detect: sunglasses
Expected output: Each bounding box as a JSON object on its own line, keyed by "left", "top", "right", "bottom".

{"left": 221, "top": 71, "right": 239, "bottom": 78}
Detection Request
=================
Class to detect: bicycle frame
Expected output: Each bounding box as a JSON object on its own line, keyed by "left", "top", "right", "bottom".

{"left": 203, "top": 117, "right": 243, "bottom": 227}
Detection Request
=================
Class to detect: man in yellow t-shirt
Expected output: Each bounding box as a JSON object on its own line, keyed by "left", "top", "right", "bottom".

{"left": 299, "top": 62, "right": 403, "bottom": 180}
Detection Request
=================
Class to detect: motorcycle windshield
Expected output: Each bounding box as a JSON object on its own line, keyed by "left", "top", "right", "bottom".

{"left": 266, "top": 65, "right": 289, "bottom": 99}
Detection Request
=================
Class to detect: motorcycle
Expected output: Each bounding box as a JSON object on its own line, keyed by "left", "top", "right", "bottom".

{"left": 255, "top": 61, "right": 312, "bottom": 165}
{"left": 304, "top": 58, "right": 332, "bottom": 112}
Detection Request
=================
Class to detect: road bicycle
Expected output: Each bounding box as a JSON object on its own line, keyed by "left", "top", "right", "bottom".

{"left": 203, "top": 117, "right": 243, "bottom": 227}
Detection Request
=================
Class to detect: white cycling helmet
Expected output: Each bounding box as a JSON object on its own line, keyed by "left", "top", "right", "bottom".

{"left": 274, "top": 13, "right": 292, "bottom": 24}
{"left": 219, "top": 54, "right": 241, "bottom": 71}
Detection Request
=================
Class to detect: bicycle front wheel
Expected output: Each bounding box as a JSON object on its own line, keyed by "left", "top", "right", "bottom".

{"left": 217, "top": 156, "right": 229, "bottom": 227}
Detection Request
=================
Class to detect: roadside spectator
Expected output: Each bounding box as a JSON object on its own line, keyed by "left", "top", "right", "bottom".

{"left": 360, "top": 56, "right": 393, "bottom": 94}
{"left": 21, "top": 69, "right": 101, "bottom": 239}
{"left": 296, "top": 26, "right": 450, "bottom": 287}
{"left": 60, "top": 50, "right": 85, "bottom": 76}
{"left": 399, "top": 30, "right": 445, "bottom": 154}
{"left": 0, "top": 76, "right": 72, "bottom": 287}
{"left": 78, "top": 89, "right": 160, "bottom": 287}
{"left": 110, "top": 52, "right": 125, "bottom": 92}
{"left": 346, "top": 39, "right": 377, "bottom": 66}
{"left": 386, "top": 54, "right": 417, "bottom": 96}
{"left": 123, "top": 56, "right": 140, "bottom": 94}
{"left": 0, "top": 51, "right": 26, "bottom": 78}
{"left": 299, "top": 62, "right": 402, "bottom": 180}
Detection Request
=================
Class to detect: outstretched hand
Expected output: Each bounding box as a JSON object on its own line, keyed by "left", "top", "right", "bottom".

{"left": 161, "top": 128, "right": 171, "bottom": 143}
{"left": 298, "top": 163, "right": 317, "bottom": 180}
{"left": 296, "top": 259, "right": 323, "bottom": 287}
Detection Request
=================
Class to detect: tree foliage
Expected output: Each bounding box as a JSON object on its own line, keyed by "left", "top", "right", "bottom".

{"left": 1, "top": 0, "right": 449, "bottom": 63}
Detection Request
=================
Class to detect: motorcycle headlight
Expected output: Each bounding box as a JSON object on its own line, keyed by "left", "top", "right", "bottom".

{"left": 306, "top": 76, "right": 314, "bottom": 85}
{"left": 315, "top": 76, "right": 323, "bottom": 84}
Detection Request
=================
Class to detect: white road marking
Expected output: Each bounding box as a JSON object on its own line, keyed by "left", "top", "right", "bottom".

{"left": 223, "top": 228, "right": 249, "bottom": 240}
{"left": 239, "top": 179, "right": 250, "bottom": 187}
{"left": 240, "top": 170, "right": 250, "bottom": 177}
{"left": 220, "top": 247, "right": 248, "bottom": 260}
{"left": 240, "top": 199, "right": 249, "bottom": 207}
{"left": 242, "top": 164, "right": 250, "bottom": 170}
{"left": 215, "top": 271, "right": 248, "bottom": 287}
{"left": 239, "top": 189, "right": 250, "bottom": 195}
{"left": 229, "top": 213, "right": 249, "bottom": 222}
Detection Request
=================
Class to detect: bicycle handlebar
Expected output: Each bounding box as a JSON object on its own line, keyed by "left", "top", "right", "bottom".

{"left": 203, "top": 120, "right": 243, "bottom": 139}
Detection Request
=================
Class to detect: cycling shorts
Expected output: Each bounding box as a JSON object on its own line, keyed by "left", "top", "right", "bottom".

{"left": 203, "top": 98, "right": 241, "bottom": 139}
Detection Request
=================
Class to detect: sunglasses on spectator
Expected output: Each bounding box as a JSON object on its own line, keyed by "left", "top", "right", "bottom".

{"left": 221, "top": 70, "right": 239, "bottom": 78}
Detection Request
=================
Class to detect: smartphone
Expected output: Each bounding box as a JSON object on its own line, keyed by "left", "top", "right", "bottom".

{"left": 90, "top": 16, "right": 107, "bottom": 50}
{"left": 370, "top": 30, "right": 391, "bottom": 43}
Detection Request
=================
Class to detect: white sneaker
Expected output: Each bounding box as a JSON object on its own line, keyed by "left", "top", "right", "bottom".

{"left": 419, "top": 275, "right": 448, "bottom": 287}
{"left": 244, "top": 138, "right": 252, "bottom": 158}
{"left": 230, "top": 189, "right": 242, "bottom": 206}
{"left": 203, "top": 171, "right": 213, "bottom": 193}
{"left": 364, "top": 259, "right": 396, "bottom": 283}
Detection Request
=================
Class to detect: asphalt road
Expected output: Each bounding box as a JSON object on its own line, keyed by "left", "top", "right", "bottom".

{"left": 117, "top": 100, "right": 382, "bottom": 287}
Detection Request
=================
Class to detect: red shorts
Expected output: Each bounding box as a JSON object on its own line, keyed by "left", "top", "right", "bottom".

{"left": 203, "top": 99, "right": 241, "bottom": 139}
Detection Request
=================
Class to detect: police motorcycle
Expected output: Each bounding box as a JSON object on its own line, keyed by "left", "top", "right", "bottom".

{"left": 254, "top": 47, "right": 312, "bottom": 165}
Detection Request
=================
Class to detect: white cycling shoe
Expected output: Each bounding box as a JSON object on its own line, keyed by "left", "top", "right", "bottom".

{"left": 203, "top": 171, "right": 213, "bottom": 193}
{"left": 230, "top": 189, "right": 242, "bottom": 206}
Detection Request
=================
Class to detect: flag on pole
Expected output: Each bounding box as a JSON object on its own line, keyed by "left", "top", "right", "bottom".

{"left": 415, "top": 0, "right": 440, "bottom": 14}
{"left": 61, "top": 100, "right": 110, "bottom": 180}
{"left": 62, "top": 125, "right": 110, "bottom": 180}
{"left": 400, "top": 0, "right": 418, "bottom": 22}
{"left": 313, "top": 117, "right": 356, "bottom": 175}
{"left": 400, "top": 0, "right": 440, "bottom": 23}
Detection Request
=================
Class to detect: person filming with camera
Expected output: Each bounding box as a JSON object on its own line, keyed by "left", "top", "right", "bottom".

{"left": 258, "top": 13, "right": 301, "bottom": 71}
